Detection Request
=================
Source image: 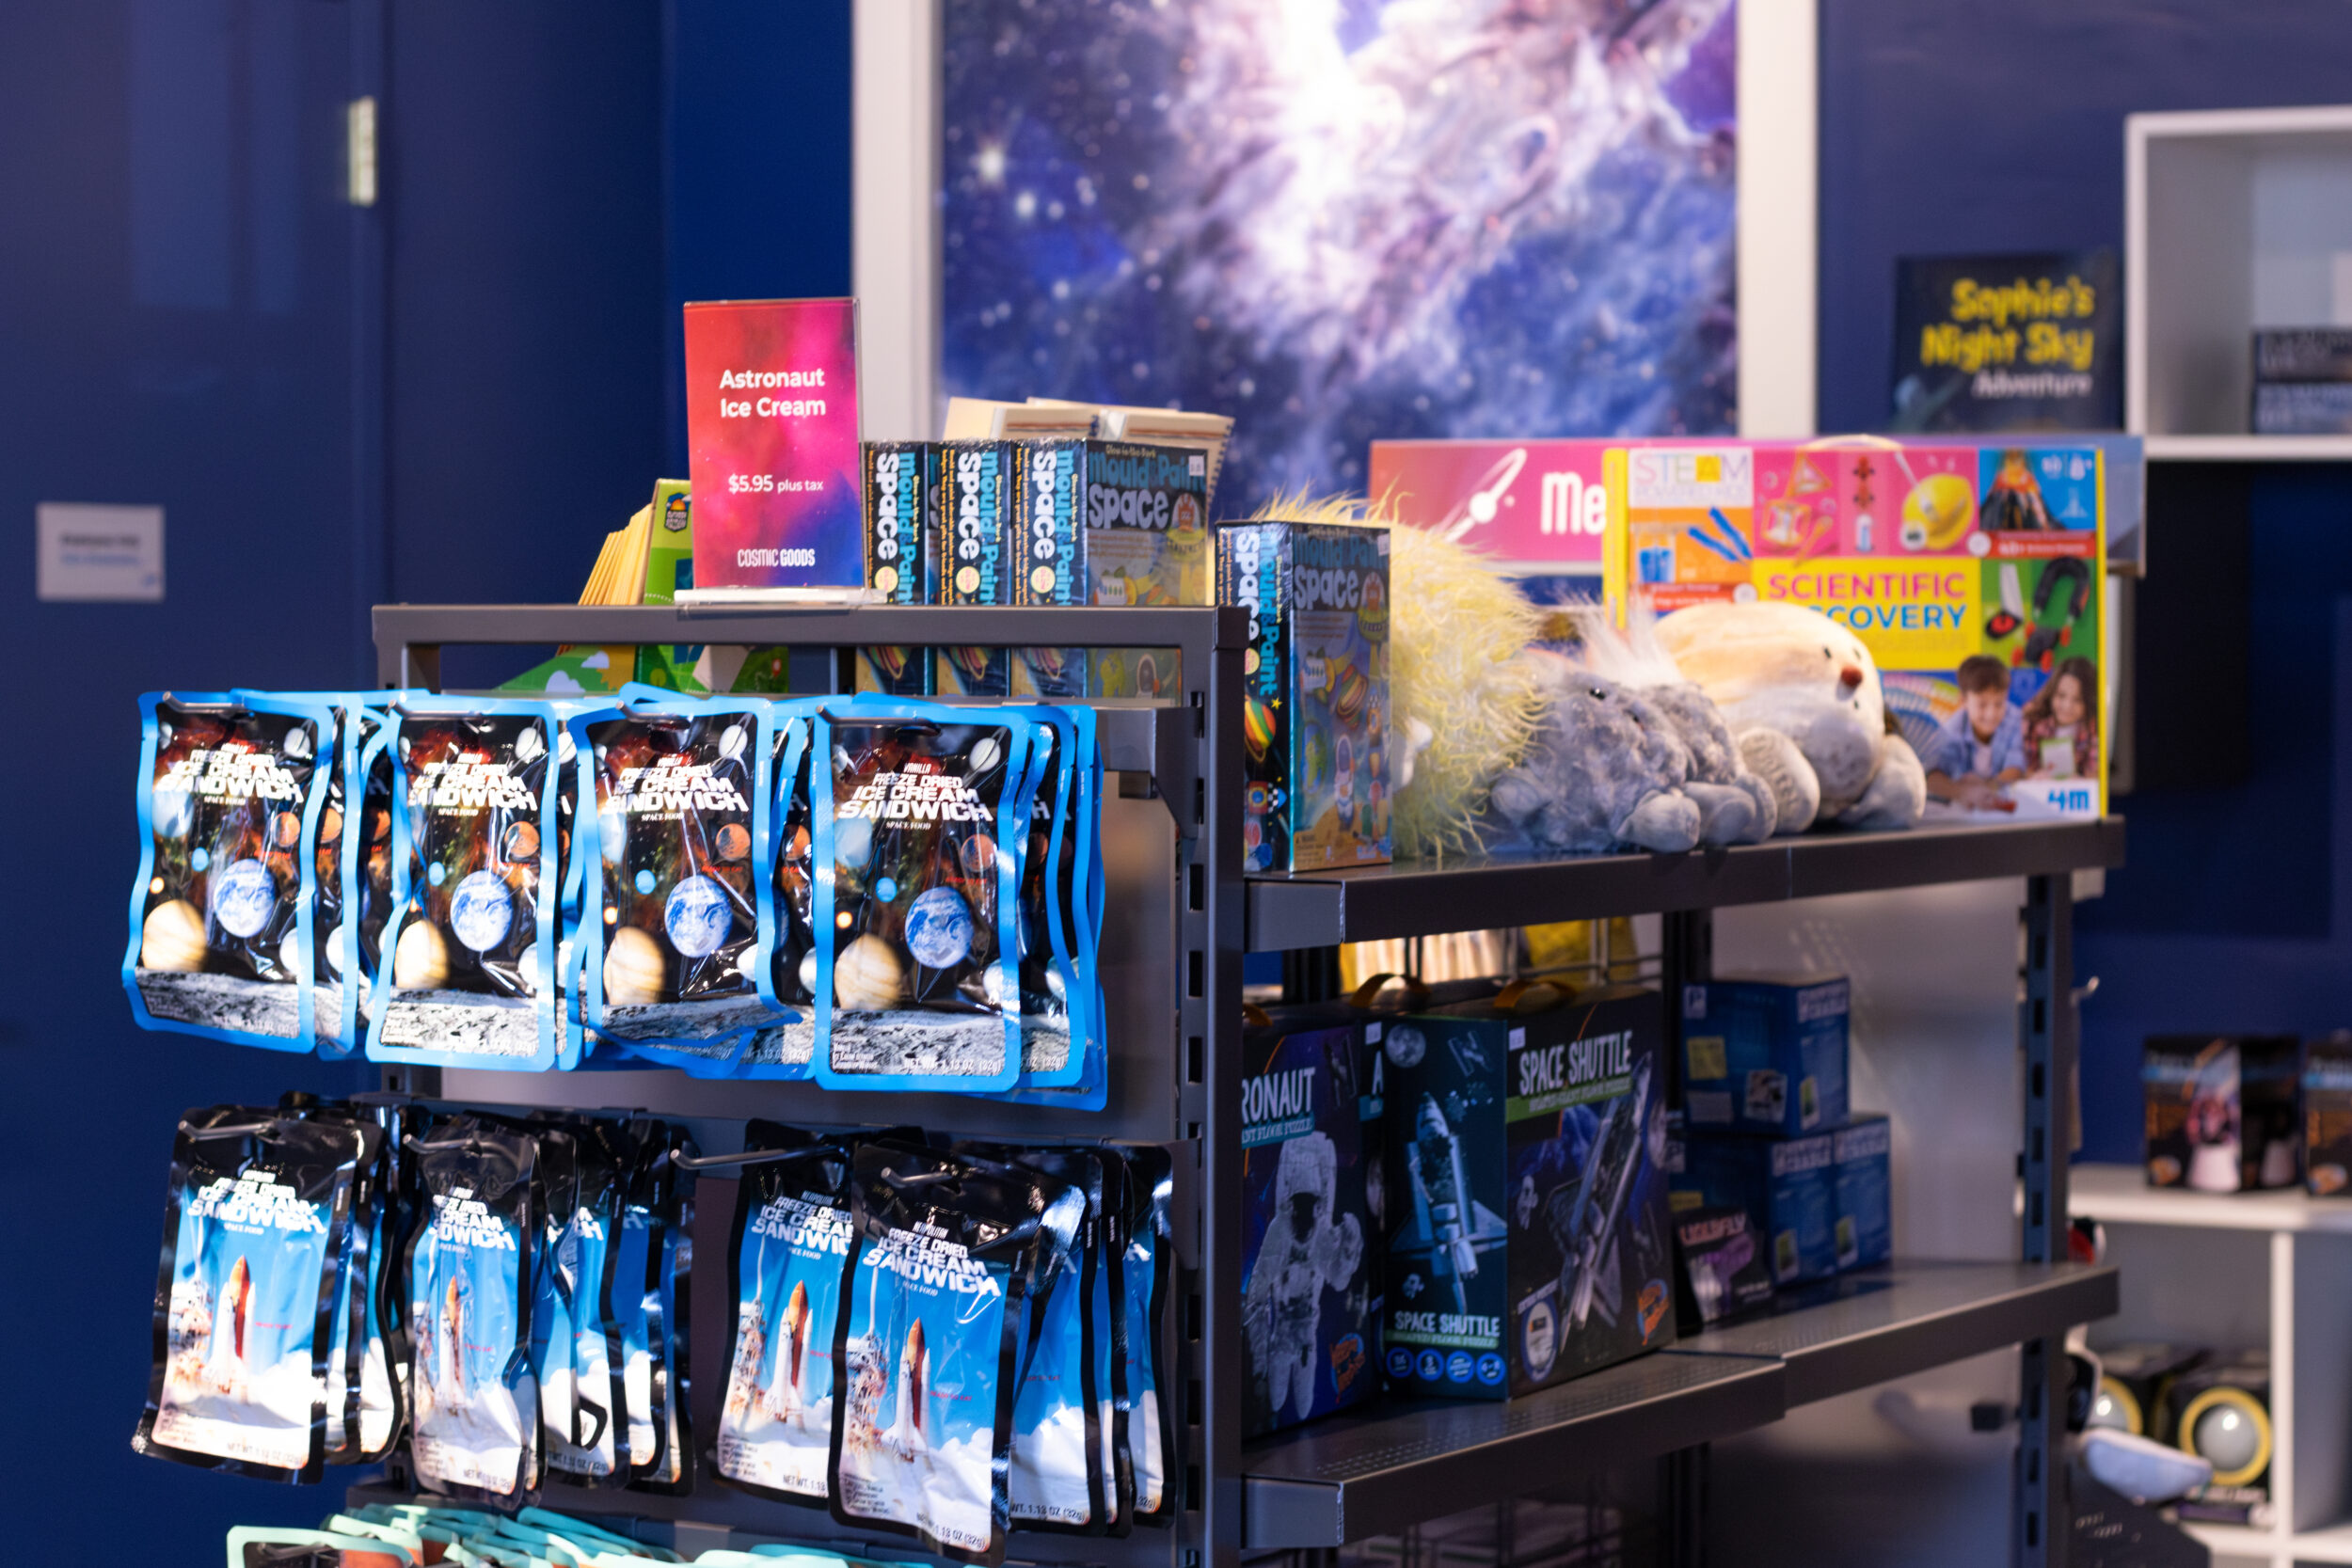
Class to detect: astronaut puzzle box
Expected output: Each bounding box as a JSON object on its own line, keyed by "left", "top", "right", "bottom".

{"left": 1380, "top": 984, "right": 1676, "bottom": 1402}
{"left": 1239, "top": 1015, "right": 1376, "bottom": 1437}
{"left": 1218, "top": 518, "right": 1392, "bottom": 874}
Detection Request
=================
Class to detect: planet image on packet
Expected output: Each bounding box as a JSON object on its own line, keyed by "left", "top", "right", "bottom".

{"left": 665, "top": 874, "right": 733, "bottom": 958}
{"left": 904, "top": 887, "right": 975, "bottom": 971}
{"left": 131, "top": 697, "right": 324, "bottom": 1044}
{"left": 449, "top": 870, "right": 516, "bottom": 953}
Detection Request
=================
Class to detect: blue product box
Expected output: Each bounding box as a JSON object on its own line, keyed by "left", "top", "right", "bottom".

{"left": 1240, "top": 1016, "right": 1375, "bottom": 1437}
{"left": 1679, "top": 975, "right": 1851, "bottom": 1136}
{"left": 1832, "top": 1114, "right": 1892, "bottom": 1271}
{"left": 1675, "top": 1130, "right": 1837, "bottom": 1285}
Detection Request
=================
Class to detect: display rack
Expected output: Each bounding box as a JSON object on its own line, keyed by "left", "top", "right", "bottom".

{"left": 366, "top": 602, "right": 2125, "bottom": 1568}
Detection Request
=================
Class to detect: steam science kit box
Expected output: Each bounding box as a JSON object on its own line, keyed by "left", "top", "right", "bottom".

{"left": 2143, "top": 1035, "right": 2299, "bottom": 1193}
{"left": 2307, "top": 1032, "right": 2352, "bottom": 1196}
{"left": 1218, "top": 519, "right": 1392, "bottom": 873}
{"left": 1674, "top": 1130, "right": 1838, "bottom": 1285}
{"left": 1832, "top": 1114, "right": 1892, "bottom": 1270}
{"left": 1240, "top": 1015, "right": 1376, "bottom": 1437}
{"left": 1679, "top": 975, "right": 1851, "bottom": 1136}
{"left": 1379, "top": 985, "right": 1675, "bottom": 1401}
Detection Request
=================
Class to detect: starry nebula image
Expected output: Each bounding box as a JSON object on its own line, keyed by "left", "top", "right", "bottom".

{"left": 942, "top": 0, "right": 1738, "bottom": 511}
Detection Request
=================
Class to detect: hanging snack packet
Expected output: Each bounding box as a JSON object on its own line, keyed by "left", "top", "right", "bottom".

{"left": 574, "top": 696, "right": 778, "bottom": 1069}
{"left": 548, "top": 1120, "right": 632, "bottom": 1486}
{"left": 645, "top": 1154, "right": 695, "bottom": 1495}
{"left": 127, "top": 691, "right": 336, "bottom": 1052}
{"left": 716, "top": 1123, "right": 854, "bottom": 1503}
{"left": 225, "top": 1527, "right": 418, "bottom": 1566}
{"left": 275, "top": 1096, "right": 386, "bottom": 1467}
{"left": 811, "top": 704, "right": 1033, "bottom": 1093}
{"left": 745, "top": 711, "right": 820, "bottom": 1076}
{"left": 370, "top": 701, "right": 572, "bottom": 1071}
{"left": 828, "top": 1144, "right": 1082, "bottom": 1565}
{"left": 330, "top": 716, "right": 401, "bottom": 1061}
{"left": 609, "top": 1122, "right": 694, "bottom": 1494}
{"left": 1119, "top": 1146, "right": 1176, "bottom": 1526}
{"left": 1006, "top": 706, "right": 1099, "bottom": 1092}
{"left": 532, "top": 1127, "right": 579, "bottom": 1490}
{"left": 957, "top": 1144, "right": 1107, "bottom": 1533}
{"left": 136, "top": 1106, "right": 361, "bottom": 1483}
{"left": 407, "top": 1116, "right": 539, "bottom": 1502}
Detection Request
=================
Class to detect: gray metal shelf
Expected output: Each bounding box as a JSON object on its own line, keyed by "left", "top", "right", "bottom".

{"left": 1672, "top": 1259, "right": 2119, "bottom": 1409}
{"left": 1241, "top": 1353, "right": 1784, "bottom": 1549}
{"left": 1244, "top": 818, "right": 2126, "bottom": 950}
{"left": 1240, "top": 1259, "right": 2117, "bottom": 1548}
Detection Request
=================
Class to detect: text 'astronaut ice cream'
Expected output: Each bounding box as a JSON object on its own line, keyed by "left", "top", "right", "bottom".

{"left": 1238, "top": 1018, "right": 1375, "bottom": 1437}
{"left": 136, "top": 1105, "right": 363, "bottom": 1483}
{"left": 811, "top": 703, "right": 1039, "bottom": 1094}
{"left": 829, "top": 1143, "right": 1082, "bottom": 1565}
{"left": 718, "top": 1123, "right": 855, "bottom": 1502}
{"left": 126, "top": 691, "right": 338, "bottom": 1052}
{"left": 405, "top": 1117, "right": 538, "bottom": 1500}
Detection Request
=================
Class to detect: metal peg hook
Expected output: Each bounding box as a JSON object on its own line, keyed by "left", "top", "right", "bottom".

{"left": 179, "top": 1119, "right": 277, "bottom": 1139}
{"left": 669, "top": 1145, "right": 818, "bottom": 1172}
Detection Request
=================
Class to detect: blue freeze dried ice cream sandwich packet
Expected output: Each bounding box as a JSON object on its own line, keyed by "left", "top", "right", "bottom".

{"left": 829, "top": 1142, "right": 1082, "bottom": 1565}
{"left": 742, "top": 704, "right": 824, "bottom": 1078}
{"left": 135, "top": 1105, "right": 362, "bottom": 1484}
{"left": 570, "top": 690, "right": 782, "bottom": 1074}
{"left": 127, "top": 691, "right": 338, "bottom": 1053}
{"left": 811, "top": 703, "right": 1036, "bottom": 1094}
{"left": 715, "top": 1122, "right": 854, "bottom": 1504}
{"left": 369, "top": 700, "right": 577, "bottom": 1072}
{"left": 955, "top": 1143, "right": 1111, "bottom": 1534}
{"left": 1000, "top": 704, "right": 1108, "bottom": 1108}
{"left": 406, "top": 1116, "right": 539, "bottom": 1503}
{"left": 1118, "top": 1145, "right": 1175, "bottom": 1525}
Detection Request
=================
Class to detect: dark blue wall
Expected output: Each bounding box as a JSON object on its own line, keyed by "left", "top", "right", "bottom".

{"left": 1820, "top": 0, "right": 2352, "bottom": 1163}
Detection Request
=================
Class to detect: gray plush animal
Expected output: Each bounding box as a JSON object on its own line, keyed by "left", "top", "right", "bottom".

{"left": 1483, "top": 653, "right": 1730, "bottom": 855}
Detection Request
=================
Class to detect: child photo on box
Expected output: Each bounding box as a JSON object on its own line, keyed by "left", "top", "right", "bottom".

{"left": 2021, "top": 657, "right": 2098, "bottom": 783}
{"left": 1924, "top": 654, "right": 2026, "bottom": 810}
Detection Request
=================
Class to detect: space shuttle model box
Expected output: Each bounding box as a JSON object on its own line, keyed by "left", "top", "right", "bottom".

{"left": 1379, "top": 984, "right": 1676, "bottom": 1401}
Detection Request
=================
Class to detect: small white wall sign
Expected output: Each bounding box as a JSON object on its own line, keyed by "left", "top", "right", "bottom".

{"left": 38, "top": 502, "right": 164, "bottom": 601}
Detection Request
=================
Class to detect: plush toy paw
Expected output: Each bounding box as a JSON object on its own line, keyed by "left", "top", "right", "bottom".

{"left": 1730, "top": 769, "right": 1779, "bottom": 842}
{"left": 1836, "top": 734, "right": 1928, "bottom": 831}
{"left": 1739, "top": 728, "right": 1820, "bottom": 835}
{"left": 1615, "top": 790, "right": 1703, "bottom": 854}
{"left": 1798, "top": 707, "right": 1881, "bottom": 816}
{"left": 1685, "top": 781, "right": 1760, "bottom": 847}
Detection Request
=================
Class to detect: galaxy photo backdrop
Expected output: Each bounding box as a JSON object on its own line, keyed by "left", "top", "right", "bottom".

{"left": 941, "top": 0, "right": 1738, "bottom": 511}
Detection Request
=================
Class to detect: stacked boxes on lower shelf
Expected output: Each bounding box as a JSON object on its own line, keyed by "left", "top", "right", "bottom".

{"left": 1669, "top": 975, "right": 1892, "bottom": 1307}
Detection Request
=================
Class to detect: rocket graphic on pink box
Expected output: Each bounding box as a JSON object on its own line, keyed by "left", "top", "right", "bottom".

{"left": 684, "top": 298, "right": 866, "bottom": 592}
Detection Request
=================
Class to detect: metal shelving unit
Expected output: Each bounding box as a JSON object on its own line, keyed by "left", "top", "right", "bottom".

{"left": 368, "top": 603, "right": 2123, "bottom": 1568}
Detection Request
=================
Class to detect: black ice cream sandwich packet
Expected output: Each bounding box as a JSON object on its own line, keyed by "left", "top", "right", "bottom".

{"left": 369, "top": 700, "right": 580, "bottom": 1073}
{"left": 811, "top": 701, "right": 1039, "bottom": 1094}
{"left": 545, "top": 1117, "right": 635, "bottom": 1487}
{"left": 127, "top": 691, "right": 338, "bottom": 1053}
{"left": 829, "top": 1142, "right": 1083, "bottom": 1565}
{"left": 571, "top": 691, "right": 781, "bottom": 1072}
{"left": 714, "top": 1122, "right": 855, "bottom": 1504}
{"left": 404, "top": 1116, "right": 539, "bottom": 1504}
{"left": 607, "top": 1119, "right": 695, "bottom": 1495}
{"left": 136, "top": 1104, "right": 364, "bottom": 1483}
{"left": 1112, "top": 1146, "right": 1175, "bottom": 1527}
{"left": 272, "top": 1093, "right": 401, "bottom": 1466}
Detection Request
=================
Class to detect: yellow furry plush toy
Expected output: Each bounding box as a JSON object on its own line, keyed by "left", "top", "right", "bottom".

{"left": 1246, "top": 494, "right": 1546, "bottom": 858}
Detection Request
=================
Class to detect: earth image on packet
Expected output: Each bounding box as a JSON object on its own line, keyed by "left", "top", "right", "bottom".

{"left": 127, "top": 692, "right": 334, "bottom": 1050}
{"left": 373, "top": 705, "right": 568, "bottom": 1069}
{"left": 812, "top": 705, "right": 1033, "bottom": 1093}
{"left": 717, "top": 1126, "right": 853, "bottom": 1501}
{"left": 136, "top": 1108, "right": 360, "bottom": 1482}
{"left": 580, "top": 699, "right": 778, "bottom": 1061}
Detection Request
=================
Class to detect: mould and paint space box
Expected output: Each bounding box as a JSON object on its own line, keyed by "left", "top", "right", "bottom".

{"left": 862, "top": 441, "right": 933, "bottom": 604}
{"left": 1239, "top": 1014, "right": 1376, "bottom": 1438}
{"left": 1674, "top": 1130, "right": 1837, "bottom": 1286}
{"left": 1005, "top": 439, "right": 1089, "bottom": 697}
{"left": 1217, "top": 519, "right": 1392, "bottom": 874}
{"left": 932, "top": 439, "right": 1014, "bottom": 606}
{"left": 1678, "top": 974, "right": 1850, "bottom": 1136}
{"left": 2143, "top": 1035, "right": 2300, "bottom": 1193}
{"left": 2305, "top": 1032, "right": 2352, "bottom": 1196}
{"left": 1832, "top": 1113, "right": 1892, "bottom": 1271}
{"left": 1378, "top": 984, "right": 1675, "bottom": 1402}
{"left": 1075, "top": 440, "right": 1211, "bottom": 608}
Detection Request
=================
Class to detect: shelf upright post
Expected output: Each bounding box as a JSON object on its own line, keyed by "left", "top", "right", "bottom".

{"left": 1657, "top": 907, "right": 1714, "bottom": 1568}
{"left": 1186, "top": 609, "right": 1250, "bottom": 1568}
{"left": 2018, "top": 873, "right": 2076, "bottom": 1568}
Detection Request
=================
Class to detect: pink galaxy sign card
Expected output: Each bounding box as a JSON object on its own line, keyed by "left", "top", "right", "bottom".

{"left": 684, "top": 298, "right": 864, "bottom": 591}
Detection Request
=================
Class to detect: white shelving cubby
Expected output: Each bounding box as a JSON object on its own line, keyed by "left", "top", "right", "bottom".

{"left": 2072, "top": 1163, "right": 2352, "bottom": 1566}
{"left": 2127, "top": 104, "right": 2352, "bottom": 461}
